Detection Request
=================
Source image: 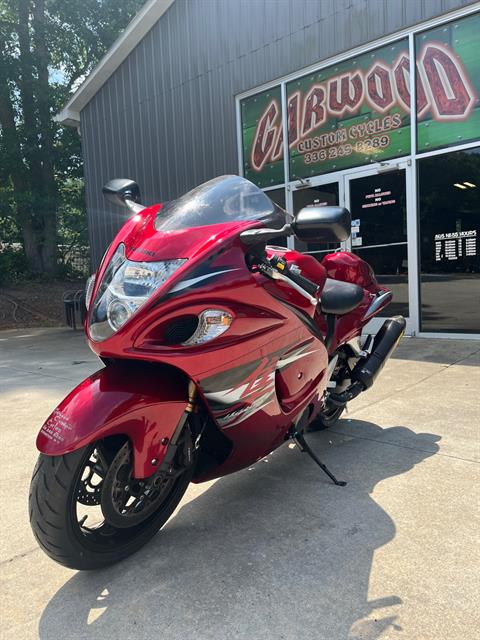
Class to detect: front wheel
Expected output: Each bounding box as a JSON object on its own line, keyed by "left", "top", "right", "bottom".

{"left": 29, "top": 436, "right": 194, "bottom": 570}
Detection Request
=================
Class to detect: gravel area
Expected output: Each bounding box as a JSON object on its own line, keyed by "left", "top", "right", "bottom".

{"left": 0, "top": 280, "right": 86, "bottom": 329}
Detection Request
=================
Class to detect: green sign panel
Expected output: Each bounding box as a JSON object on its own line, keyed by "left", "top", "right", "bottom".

{"left": 240, "top": 87, "right": 284, "bottom": 188}
{"left": 416, "top": 12, "right": 480, "bottom": 152}
{"left": 287, "top": 38, "right": 411, "bottom": 179}
{"left": 240, "top": 12, "right": 480, "bottom": 185}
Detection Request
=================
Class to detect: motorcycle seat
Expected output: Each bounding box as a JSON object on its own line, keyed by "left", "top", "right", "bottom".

{"left": 320, "top": 278, "right": 364, "bottom": 315}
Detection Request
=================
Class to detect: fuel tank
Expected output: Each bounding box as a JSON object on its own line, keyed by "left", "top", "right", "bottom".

{"left": 266, "top": 246, "right": 327, "bottom": 289}
{"left": 322, "top": 251, "right": 380, "bottom": 293}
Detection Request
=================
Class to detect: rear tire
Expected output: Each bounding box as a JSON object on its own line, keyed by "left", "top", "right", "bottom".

{"left": 29, "top": 441, "right": 194, "bottom": 570}
{"left": 309, "top": 346, "right": 354, "bottom": 431}
{"left": 308, "top": 404, "right": 345, "bottom": 431}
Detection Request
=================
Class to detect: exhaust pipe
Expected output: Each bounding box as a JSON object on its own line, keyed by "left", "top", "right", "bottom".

{"left": 328, "top": 316, "right": 406, "bottom": 406}
{"left": 351, "top": 315, "right": 406, "bottom": 389}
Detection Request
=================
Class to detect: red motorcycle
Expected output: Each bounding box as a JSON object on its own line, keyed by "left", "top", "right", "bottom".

{"left": 29, "top": 175, "right": 405, "bottom": 569}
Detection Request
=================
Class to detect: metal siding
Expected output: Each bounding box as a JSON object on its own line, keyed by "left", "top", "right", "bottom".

{"left": 82, "top": 0, "right": 475, "bottom": 266}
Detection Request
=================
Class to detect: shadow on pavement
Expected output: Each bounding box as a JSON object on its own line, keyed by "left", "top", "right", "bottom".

{"left": 38, "top": 423, "right": 439, "bottom": 640}
{"left": 391, "top": 337, "right": 480, "bottom": 367}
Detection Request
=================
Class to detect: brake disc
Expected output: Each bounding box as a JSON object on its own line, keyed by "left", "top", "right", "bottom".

{"left": 100, "top": 442, "right": 177, "bottom": 529}
{"left": 77, "top": 453, "right": 105, "bottom": 506}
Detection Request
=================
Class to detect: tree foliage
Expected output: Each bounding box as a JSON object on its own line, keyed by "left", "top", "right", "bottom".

{"left": 0, "top": 0, "right": 144, "bottom": 277}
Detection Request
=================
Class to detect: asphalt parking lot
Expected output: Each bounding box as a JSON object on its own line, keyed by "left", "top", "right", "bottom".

{"left": 1, "top": 328, "right": 479, "bottom": 640}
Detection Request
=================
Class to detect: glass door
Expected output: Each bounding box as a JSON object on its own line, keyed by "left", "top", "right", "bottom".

{"left": 291, "top": 175, "right": 346, "bottom": 258}
{"left": 344, "top": 161, "right": 416, "bottom": 333}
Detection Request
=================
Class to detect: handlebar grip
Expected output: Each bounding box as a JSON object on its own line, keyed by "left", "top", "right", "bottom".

{"left": 286, "top": 269, "right": 319, "bottom": 297}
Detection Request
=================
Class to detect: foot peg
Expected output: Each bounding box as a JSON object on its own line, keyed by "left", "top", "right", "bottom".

{"left": 327, "top": 380, "right": 364, "bottom": 407}
{"left": 291, "top": 429, "right": 347, "bottom": 486}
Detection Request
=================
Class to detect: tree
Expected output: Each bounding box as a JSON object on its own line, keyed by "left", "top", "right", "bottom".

{"left": 0, "top": 0, "right": 144, "bottom": 275}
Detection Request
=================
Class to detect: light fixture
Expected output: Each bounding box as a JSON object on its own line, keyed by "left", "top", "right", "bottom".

{"left": 454, "top": 181, "right": 477, "bottom": 189}
{"left": 88, "top": 243, "right": 188, "bottom": 341}
{"left": 378, "top": 162, "right": 399, "bottom": 174}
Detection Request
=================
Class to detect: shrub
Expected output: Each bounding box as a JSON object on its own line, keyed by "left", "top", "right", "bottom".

{"left": 0, "top": 245, "right": 32, "bottom": 286}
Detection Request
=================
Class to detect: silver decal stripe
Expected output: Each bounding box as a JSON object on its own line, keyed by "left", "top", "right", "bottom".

{"left": 276, "top": 346, "right": 322, "bottom": 369}
{"left": 219, "top": 391, "right": 275, "bottom": 428}
{"left": 170, "top": 268, "right": 241, "bottom": 293}
{"left": 205, "top": 382, "right": 249, "bottom": 404}
{"left": 204, "top": 373, "right": 275, "bottom": 405}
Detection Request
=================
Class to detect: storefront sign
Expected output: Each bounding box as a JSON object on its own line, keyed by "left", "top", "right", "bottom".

{"left": 434, "top": 230, "right": 477, "bottom": 262}
{"left": 416, "top": 12, "right": 480, "bottom": 152}
{"left": 361, "top": 187, "right": 397, "bottom": 209}
{"left": 240, "top": 12, "right": 479, "bottom": 186}
{"left": 287, "top": 39, "right": 410, "bottom": 178}
{"left": 240, "top": 86, "right": 284, "bottom": 188}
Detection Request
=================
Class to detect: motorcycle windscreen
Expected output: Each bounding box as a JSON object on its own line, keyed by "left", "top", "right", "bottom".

{"left": 154, "top": 175, "right": 289, "bottom": 232}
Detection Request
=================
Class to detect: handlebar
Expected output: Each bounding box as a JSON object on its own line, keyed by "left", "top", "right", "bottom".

{"left": 284, "top": 267, "right": 319, "bottom": 298}
{"left": 256, "top": 254, "right": 319, "bottom": 304}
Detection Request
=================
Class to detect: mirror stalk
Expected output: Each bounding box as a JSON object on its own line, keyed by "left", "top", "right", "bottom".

{"left": 240, "top": 223, "right": 293, "bottom": 245}
{"left": 124, "top": 199, "right": 146, "bottom": 215}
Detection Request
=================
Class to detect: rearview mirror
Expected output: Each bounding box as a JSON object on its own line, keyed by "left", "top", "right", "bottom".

{"left": 102, "top": 179, "right": 141, "bottom": 208}
{"left": 292, "top": 206, "right": 351, "bottom": 243}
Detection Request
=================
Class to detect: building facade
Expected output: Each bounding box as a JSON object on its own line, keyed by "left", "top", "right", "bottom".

{"left": 59, "top": 0, "right": 480, "bottom": 337}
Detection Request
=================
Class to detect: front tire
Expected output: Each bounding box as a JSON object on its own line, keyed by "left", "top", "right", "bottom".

{"left": 29, "top": 439, "right": 194, "bottom": 570}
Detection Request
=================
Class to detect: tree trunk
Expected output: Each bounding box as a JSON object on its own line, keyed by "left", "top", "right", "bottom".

{"left": 0, "top": 35, "right": 42, "bottom": 273}
{"left": 16, "top": 0, "right": 55, "bottom": 274}
{"left": 17, "top": 0, "right": 42, "bottom": 186}
{"left": 21, "top": 219, "right": 44, "bottom": 274}
{"left": 33, "top": 0, "right": 57, "bottom": 275}
{"left": 1, "top": 0, "right": 59, "bottom": 276}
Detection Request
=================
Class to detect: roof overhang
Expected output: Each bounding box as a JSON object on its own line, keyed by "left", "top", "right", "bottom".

{"left": 55, "top": 0, "right": 174, "bottom": 126}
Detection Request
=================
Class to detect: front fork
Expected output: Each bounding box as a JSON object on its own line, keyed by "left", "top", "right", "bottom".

{"left": 156, "top": 381, "right": 198, "bottom": 475}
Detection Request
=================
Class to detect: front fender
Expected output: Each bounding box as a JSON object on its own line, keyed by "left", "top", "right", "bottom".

{"left": 37, "top": 362, "right": 189, "bottom": 478}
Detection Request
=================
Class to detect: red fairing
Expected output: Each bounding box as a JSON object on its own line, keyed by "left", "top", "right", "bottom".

{"left": 37, "top": 363, "right": 188, "bottom": 478}
{"left": 29, "top": 175, "right": 406, "bottom": 571}
{"left": 322, "top": 251, "right": 381, "bottom": 293}
{"left": 86, "top": 226, "right": 330, "bottom": 479}
{"left": 36, "top": 175, "right": 397, "bottom": 484}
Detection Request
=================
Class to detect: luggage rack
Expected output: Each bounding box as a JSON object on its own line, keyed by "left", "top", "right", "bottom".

{"left": 63, "top": 289, "right": 86, "bottom": 330}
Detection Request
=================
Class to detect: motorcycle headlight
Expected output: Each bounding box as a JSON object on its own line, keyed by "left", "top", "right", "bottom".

{"left": 89, "top": 243, "right": 187, "bottom": 341}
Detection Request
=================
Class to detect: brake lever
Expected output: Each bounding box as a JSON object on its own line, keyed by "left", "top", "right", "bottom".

{"left": 255, "top": 261, "right": 318, "bottom": 305}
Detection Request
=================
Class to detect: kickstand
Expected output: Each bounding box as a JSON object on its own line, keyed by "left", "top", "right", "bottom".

{"left": 292, "top": 430, "right": 347, "bottom": 486}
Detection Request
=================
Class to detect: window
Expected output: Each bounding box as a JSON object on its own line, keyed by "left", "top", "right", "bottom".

{"left": 418, "top": 148, "right": 480, "bottom": 332}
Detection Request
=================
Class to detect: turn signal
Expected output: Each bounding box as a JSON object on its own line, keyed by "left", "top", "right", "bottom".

{"left": 182, "top": 309, "right": 233, "bottom": 345}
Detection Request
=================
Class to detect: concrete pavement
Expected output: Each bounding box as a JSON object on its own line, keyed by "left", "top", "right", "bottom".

{"left": 0, "top": 328, "right": 479, "bottom": 639}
